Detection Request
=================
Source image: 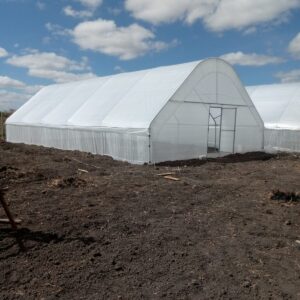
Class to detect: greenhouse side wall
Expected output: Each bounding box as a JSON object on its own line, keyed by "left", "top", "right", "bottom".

{"left": 264, "top": 128, "right": 300, "bottom": 153}
{"left": 6, "top": 124, "right": 150, "bottom": 164}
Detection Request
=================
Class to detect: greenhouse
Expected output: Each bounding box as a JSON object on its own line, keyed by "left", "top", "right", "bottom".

{"left": 247, "top": 83, "right": 300, "bottom": 153}
{"left": 6, "top": 58, "right": 264, "bottom": 164}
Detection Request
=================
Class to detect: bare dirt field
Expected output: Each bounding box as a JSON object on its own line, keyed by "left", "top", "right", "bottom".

{"left": 0, "top": 141, "right": 300, "bottom": 299}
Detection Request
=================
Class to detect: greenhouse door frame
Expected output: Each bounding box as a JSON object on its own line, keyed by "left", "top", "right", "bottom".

{"left": 207, "top": 106, "right": 237, "bottom": 155}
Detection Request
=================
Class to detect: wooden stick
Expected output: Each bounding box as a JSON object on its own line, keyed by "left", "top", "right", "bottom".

{"left": 78, "top": 168, "right": 89, "bottom": 173}
{"left": 69, "top": 157, "right": 102, "bottom": 170}
{"left": 157, "top": 172, "right": 175, "bottom": 176}
{"left": 0, "top": 218, "right": 22, "bottom": 224}
{"left": 0, "top": 189, "right": 18, "bottom": 229}
{"left": 164, "top": 175, "right": 180, "bottom": 181}
{"left": 0, "top": 189, "right": 26, "bottom": 251}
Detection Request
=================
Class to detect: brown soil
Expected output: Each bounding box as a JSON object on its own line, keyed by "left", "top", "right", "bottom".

{"left": 0, "top": 141, "right": 300, "bottom": 299}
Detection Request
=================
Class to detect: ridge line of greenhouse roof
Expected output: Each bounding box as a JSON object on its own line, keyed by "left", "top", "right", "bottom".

{"left": 47, "top": 59, "right": 204, "bottom": 88}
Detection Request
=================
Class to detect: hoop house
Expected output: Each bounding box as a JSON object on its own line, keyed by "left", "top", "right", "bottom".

{"left": 247, "top": 83, "right": 300, "bottom": 153}
{"left": 6, "top": 58, "right": 264, "bottom": 164}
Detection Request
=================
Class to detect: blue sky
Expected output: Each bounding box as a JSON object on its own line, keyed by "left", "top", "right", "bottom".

{"left": 0, "top": 0, "right": 300, "bottom": 110}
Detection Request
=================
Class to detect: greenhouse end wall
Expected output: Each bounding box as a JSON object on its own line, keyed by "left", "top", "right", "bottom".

{"left": 150, "top": 102, "right": 264, "bottom": 164}
{"left": 150, "top": 59, "right": 264, "bottom": 163}
{"left": 150, "top": 101, "right": 209, "bottom": 163}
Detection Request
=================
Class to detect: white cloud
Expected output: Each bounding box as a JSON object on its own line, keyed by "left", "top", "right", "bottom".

{"left": 8, "top": 50, "right": 86, "bottom": 71}
{"left": 107, "top": 7, "right": 122, "bottom": 16}
{"left": 71, "top": 19, "right": 170, "bottom": 60}
{"left": 6, "top": 50, "right": 96, "bottom": 83}
{"left": 220, "top": 51, "right": 284, "bottom": 66}
{"left": 0, "top": 90, "right": 30, "bottom": 112}
{"left": 114, "top": 65, "right": 125, "bottom": 73}
{"left": 275, "top": 69, "right": 300, "bottom": 83}
{"left": 36, "top": 1, "right": 46, "bottom": 10}
{"left": 242, "top": 27, "right": 257, "bottom": 35}
{"left": 42, "top": 36, "right": 51, "bottom": 44}
{"left": 0, "top": 84, "right": 44, "bottom": 111}
{"left": 288, "top": 33, "right": 300, "bottom": 59}
{"left": 125, "top": 0, "right": 216, "bottom": 25}
{"left": 0, "top": 75, "right": 43, "bottom": 94}
{"left": 205, "top": 0, "right": 300, "bottom": 31}
{"left": 125, "top": 0, "right": 300, "bottom": 32}
{"left": 0, "top": 76, "right": 25, "bottom": 89}
{"left": 46, "top": 23, "right": 71, "bottom": 36}
{"left": 27, "top": 69, "right": 95, "bottom": 83}
{"left": 0, "top": 47, "right": 8, "bottom": 58}
{"left": 0, "top": 76, "right": 44, "bottom": 111}
{"left": 63, "top": 0, "right": 102, "bottom": 19}
{"left": 77, "top": 0, "right": 102, "bottom": 9}
{"left": 23, "top": 84, "right": 44, "bottom": 94}
{"left": 63, "top": 5, "right": 93, "bottom": 19}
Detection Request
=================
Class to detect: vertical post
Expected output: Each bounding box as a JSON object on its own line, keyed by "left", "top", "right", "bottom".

{"left": 219, "top": 107, "right": 223, "bottom": 152}
{"left": 214, "top": 116, "right": 217, "bottom": 152}
{"left": 0, "top": 111, "right": 3, "bottom": 140}
{"left": 207, "top": 107, "right": 210, "bottom": 154}
{"left": 148, "top": 128, "right": 151, "bottom": 164}
{"left": 232, "top": 108, "right": 237, "bottom": 153}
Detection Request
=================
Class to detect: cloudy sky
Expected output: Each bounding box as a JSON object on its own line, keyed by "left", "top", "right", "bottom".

{"left": 0, "top": 0, "right": 300, "bottom": 111}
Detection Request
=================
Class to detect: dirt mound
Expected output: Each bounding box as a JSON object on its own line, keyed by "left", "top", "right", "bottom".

{"left": 48, "top": 176, "right": 87, "bottom": 188}
{"left": 157, "top": 151, "right": 275, "bottom": 167}
{"left": 271, "top": 190, "right": 300, "bottom": 202}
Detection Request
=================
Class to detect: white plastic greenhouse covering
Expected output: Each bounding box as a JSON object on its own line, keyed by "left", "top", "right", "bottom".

{"left": 247, "top": 83, "right": 300, "bottom": 153}
{"left": 6, "top": 58, "right": 264, "bottom": 164}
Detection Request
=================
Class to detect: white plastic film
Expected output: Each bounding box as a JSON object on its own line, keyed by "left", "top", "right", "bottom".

{"left": 6, "top": 58, "right": 264, "bottom": 164}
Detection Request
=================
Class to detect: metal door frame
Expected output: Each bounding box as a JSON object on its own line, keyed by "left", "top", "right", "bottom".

{"left": 220, "top": 107, "right": 237, "bottom": 153}
{"left": 207, "top": 106, "right": 222, "bottom": 153}
{"left": 207, "top": 106, "right": 237, "bottom": 154}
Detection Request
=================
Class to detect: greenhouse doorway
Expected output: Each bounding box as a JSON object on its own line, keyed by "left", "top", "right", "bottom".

{"left": 207, "top": 106, "right": 237, "bottom": 155}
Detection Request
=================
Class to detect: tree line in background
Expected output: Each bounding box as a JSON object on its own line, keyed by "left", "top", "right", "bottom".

{"left": 0, "top": 111, "right": 13, "bottom": 140}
